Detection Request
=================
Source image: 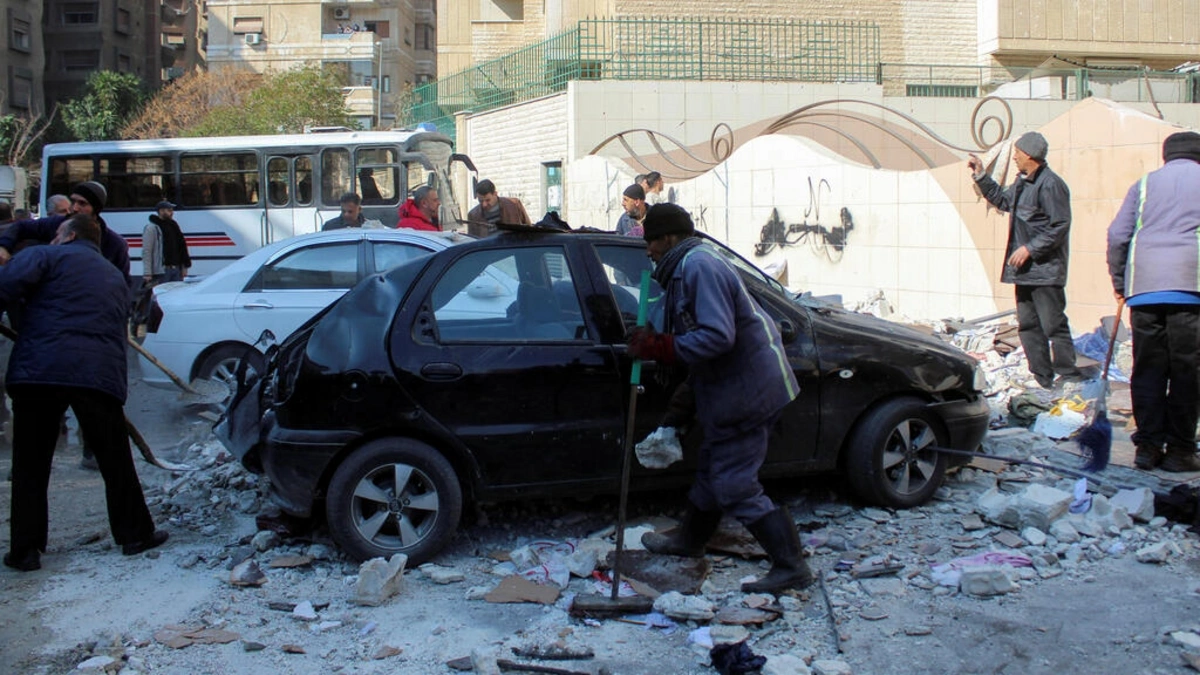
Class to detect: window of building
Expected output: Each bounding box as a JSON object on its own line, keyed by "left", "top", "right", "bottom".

{"left": 117, "top": 53, "right": 133, "bottom": 73}
{"left": 479, "top": 0, "right": 523, "bottom": 21}
{"left": 62, "top": 2, "right": 99, "bottom": 25}
{"left": 232, "top": 16, "right": 264, "bottom": 34}
{"left": 165, "top": 33, "right": 185, "bottom": 47}
{"left": 62, "top": 50, "right": 100, "bottom": 72}
{"left": 10, "top": 16, "right": 32, "bottom": 53}
{"left": 382, "top": 76, "right": 391, "bottom": 94}
{"left": 115, "top": 7, "right": 132, "bottom": 34}
{"left": 8, "top": 68, "right": 33, "bottom": 109}
{"left": 364, "top": 21, "right": 389, "bottom": 38}
{"left": 418, "top": 23, "right": 434, "bottom": 51}
{"left": 403, "top": 26, "right": 411, "bottom": 46}
{"left": 542, "top": 161, "right": 562, "bottom": 213}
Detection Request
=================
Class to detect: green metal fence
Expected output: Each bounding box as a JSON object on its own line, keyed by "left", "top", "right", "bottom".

{"left": 401, "top": 18, "right": 881, "bottom": 139}
{"left": 880, "top": 62, "right": 1199, "bottom": 103}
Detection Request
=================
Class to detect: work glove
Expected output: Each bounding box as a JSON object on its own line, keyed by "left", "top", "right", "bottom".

{"left": 626, "top": 325, "right": 675, "bottom": 364}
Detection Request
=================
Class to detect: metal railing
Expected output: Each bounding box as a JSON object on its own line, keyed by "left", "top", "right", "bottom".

{"left": 880, "top": 62, "right": 1199, "bottom": 103}
{"left": 401, "top": 18, "right": 881, "bottom": 139}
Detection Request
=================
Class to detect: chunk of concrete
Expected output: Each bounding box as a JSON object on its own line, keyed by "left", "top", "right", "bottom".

{"left": 419, "top": 563, "right": 465, "bottom": 585}
{"left": 1012, "top": 484, "right": 1071, "bottom": 531}
{"left": 1050, "top": 519, "right": 1080, "bottom": 543}
{"left": 976, "top": 488, "right": 1019, "bottom": 527}
{"left": 653, "top": 591, "right": 715, "bottom": 621}
{"left": 1021, "top": 527, "right": 1047, "bottom": 547}
{"left": 353, "top": 554, "right": 407, "bottom": 606}
{"left": 1110, "top": 488, "right": 1155, "bottom": 523}
{"left": 1136, "top": 541, "right": 1180, "bottom": 564}
{"left": 812, "top": 659, "right": 853, "bottom": 675}
{"left": 762, "top": 654, "right": 813, "bottom": 675}
{"left": 959, "top": 566, "right": 1016, "bottom": 597}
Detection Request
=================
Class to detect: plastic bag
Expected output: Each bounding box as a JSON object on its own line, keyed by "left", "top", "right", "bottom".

{"left": 635, "top": 426, "right": 683, "bottom": 469}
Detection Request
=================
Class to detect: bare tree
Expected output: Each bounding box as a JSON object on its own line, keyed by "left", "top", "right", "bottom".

{"left": 122, "top": 69, "right": 264, "bottom": 139}
{"left": 0, "top": 93, "right": 57, "bottom": 168}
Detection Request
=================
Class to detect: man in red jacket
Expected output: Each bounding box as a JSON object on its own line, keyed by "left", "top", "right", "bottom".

{"left": 397, "top": 186, "right": 440, "bottom": 231}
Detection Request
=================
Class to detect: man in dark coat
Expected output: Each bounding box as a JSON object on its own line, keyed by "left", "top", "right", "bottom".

{"left": 0, "top": 214, "right": 167, "bottom": 572}
{"left": 142, "top": 200, "right": 192, "bottom": 285}
{"left": 1107, "top": 132, "right": 1200, "bottom": 472}
{"left": 465, "top": 179, "right": 531, "bottom": 237}
{"left": 629, "top": 203, "right": 811, "bottom": 594}
{"left": 969, "top": 132, "right": 1081, "bottom": 389}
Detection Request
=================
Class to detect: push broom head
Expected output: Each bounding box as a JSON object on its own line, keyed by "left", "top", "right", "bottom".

{"left": 1076, "top": 409, "right": 1112, "bottom": 472}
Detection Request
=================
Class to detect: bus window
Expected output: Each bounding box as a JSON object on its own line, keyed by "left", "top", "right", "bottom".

{"left": 267, "top": 157, "right": 289, "bottom": 207}
{"left": 49, "top": 158, "right": 94, "bottom": 198}
{"left": 321, "top": 148, "right": 351, "bottom": 206}
{"left": 405, "top": 162, "right": 432, "bottom": 198}
{"left": 355, "top": 147, "right": 399, "bottom": 206}
{"left": 180, "top": 153, "right": 259, "bottom": 207}
{"left": 296, "top": 156, "right": 313, "bottom": 206}
{"left": 99, "top": 156, "right": 174, "bottom": 210}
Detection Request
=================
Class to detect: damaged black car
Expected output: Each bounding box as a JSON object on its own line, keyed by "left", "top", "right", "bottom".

{"left": 218, "top": 229, "right": 990, "bottom": 564}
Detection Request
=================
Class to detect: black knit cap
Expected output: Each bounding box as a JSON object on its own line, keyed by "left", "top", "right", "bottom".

{"left": 642, "top": 203, "right": 694, "bottom": 241}
{"left": 1163, "top": 131, "right": 1200, "bottom": 163}
{"left": 72, "top": 181, "right": 107, "bottom": 214}
{"left": 623, "top": 184, "right": 645, "bottom": 200}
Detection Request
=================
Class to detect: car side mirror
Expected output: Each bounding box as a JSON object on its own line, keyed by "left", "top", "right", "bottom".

{"left": 778, "top": 319, "right": 797, "bottom": 344}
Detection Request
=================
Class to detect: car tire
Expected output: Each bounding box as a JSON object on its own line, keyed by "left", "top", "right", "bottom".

{"left": 844, "top": 397, "right": 947, "bottom": 508}
{"left": 326, "top": 438, "right": 462, "bottom": 565}
{"left": 196, "top": 344, "right": 264, "bottom": 393}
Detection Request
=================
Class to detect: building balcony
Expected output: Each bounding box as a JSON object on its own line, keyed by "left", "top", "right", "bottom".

{"left": 342, "top": 85, "right": 378, "bottom": 117}
{"left": 978, "top": 0, "right": 1200, "bottom": 60}
{"left": 208, "top": 30, "right": 379, "bottom": 63}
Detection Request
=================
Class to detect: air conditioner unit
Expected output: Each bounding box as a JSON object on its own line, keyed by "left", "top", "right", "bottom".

{"left": 333, "top": 7, "right": 351, "bottom": 20}
{"left": 244, "top": 32, "right": 262, "bottom": 46}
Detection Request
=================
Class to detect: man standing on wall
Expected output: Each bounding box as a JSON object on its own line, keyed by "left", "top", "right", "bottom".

{"left": 397, "top": 186, "right": 441, "bottom": 231}
{"left": 1107, "top": 131, "right": 1200, "bottom": 473}
{"left": 969, "top": 132, "right": 1081, "bottom": 389}
{"left": 466, "top": 179, "right": 530, "bottom": 237}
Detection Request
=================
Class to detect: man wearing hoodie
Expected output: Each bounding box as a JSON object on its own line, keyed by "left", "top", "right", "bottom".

{"left": 396, "top": 186, "right": 440, "bottom": 231}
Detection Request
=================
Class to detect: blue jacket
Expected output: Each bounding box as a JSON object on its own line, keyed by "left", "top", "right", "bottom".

{"left": 975, "top": 163, "right": 1072, "bottom": 286}
{"left": 0, "top": 214, "right": 131, "bottom": 284}
{"left": 1108, "top": 158, "right": 1200, "bottom": 298}
{"left": 663, "top": 242, "right": 799, "bottom": 432}
{"left": 0, "top": 239, "right": 130, "bottom": 402}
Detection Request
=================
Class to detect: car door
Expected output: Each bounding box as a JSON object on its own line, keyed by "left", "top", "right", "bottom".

{"left": 232, "top": 238, "right": 364, "bottom": 344}
{"left": 368, "top": 237, "right": 440, "bottom": 274}
{"left": 397, "top": 242, "right": 626, "bottom": 491}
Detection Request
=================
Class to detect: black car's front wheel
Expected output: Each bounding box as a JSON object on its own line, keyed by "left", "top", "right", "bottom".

{"left": 326, "top": 438, "right": 462, "bottom": 565}
{"left": 845, "top": 397, "right": 948, "bottom": 508}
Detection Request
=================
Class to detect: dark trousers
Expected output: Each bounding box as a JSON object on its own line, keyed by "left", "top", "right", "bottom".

{"left": 1130, "top": 305, "right": 1200, "bottom": 450}
{"left": 1015, "top": 285, "right": 1080, "bottom": 387}
{"left": 7, "top": 384, "right": 154, "bottom": 556}
{"left": 688, "top": 414, "right": 778, "bottom": 524}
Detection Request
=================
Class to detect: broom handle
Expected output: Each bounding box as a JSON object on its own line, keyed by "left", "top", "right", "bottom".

{"left": 1101, "top": 298, "right": 1125, "bottom": 381}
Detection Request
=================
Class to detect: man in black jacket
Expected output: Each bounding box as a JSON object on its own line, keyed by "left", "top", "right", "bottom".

{"left": 142, "top": 200, "right": 191, "bottom": 285}
{"left": 969, "top": 132, "right": 1081, "bottom": 389}
{"left": 0, "top": 215, "right": 167, "bottom": 572}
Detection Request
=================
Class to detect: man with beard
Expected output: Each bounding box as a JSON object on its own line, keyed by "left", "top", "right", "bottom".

{"left": 142, "top": 200, "right": 191, "bottom": 285}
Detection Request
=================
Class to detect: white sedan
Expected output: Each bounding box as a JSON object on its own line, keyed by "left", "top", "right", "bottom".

{"left": 139, "top": 228, "right": 485, "bottom": 393}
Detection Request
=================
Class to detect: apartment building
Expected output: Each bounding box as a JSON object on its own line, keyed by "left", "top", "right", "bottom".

{"left": 206, "top": 0, "right": 437, "bottom": 128}
{"left": 1, "top": 0, "right": 44, "bottom": 115}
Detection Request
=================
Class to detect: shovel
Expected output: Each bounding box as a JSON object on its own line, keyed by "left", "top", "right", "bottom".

{"left": 126, "top": 336, "right": 230, "bottom": 407}
{"left": 570, "top": 269, "right": 656, "bottom": 617}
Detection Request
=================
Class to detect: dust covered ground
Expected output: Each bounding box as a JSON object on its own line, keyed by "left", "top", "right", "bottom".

{"left": 3, "top": 363, "right": 1200, "bottom": 675}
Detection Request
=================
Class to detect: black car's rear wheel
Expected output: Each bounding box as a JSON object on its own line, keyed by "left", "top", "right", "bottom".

{"left": 326, "top": 438, "right": 462, "bottom": 564}
{"left": 845, "top": 397, "right": 947, "bottom": 508}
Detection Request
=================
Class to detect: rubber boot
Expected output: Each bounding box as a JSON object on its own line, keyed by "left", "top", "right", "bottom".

{"left": 1161, "top": 446, "right": 1200, "bottom": 473}
{"left": 741, "top": 507, "right": 815, "bottom": 594}
{"left": 641, "top": 504, "right": 721, "bottom": 558}
{"left": 1134, "top": 443, "right": 1164, "bottom": 470}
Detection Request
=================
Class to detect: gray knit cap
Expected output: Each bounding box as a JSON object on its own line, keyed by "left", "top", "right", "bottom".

{"left": 1014, "top": 132, "right": 1048, "bottom": 161}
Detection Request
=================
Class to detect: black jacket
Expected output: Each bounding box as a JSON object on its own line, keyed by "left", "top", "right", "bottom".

{"left": 975, "top": 164, "right": 1072, "bottom": 286}
{"left": 0, "top": 214, "right": 131, "bottom": 285}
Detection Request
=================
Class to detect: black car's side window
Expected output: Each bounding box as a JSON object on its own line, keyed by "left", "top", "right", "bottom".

{"left": 430, "top": 246, "right": 587, "bottom": 342}
{"left": 594, "top": 245, "right": 665, "bottom": 329}
{"left": 250, "top": 242, "right": 359, "bottom": 291}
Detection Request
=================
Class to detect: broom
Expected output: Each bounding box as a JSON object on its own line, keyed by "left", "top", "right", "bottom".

{"left": 1075, "top": 298, "right": 1125, "bottom": 472}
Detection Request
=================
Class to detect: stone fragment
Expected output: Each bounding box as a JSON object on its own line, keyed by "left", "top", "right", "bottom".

{"left": 419, "top": 563, "right": 465, "bottom": 584}
{"left": 353, "top": 554, "right": 408, "bottom": 607}
{"left": 1110, "top": 488, "right": 1155, "bottom": 522}
{"left": 1021, "top": 527, "right": 1048, "bottom": 547}
{"left": 812, "top": 659, "right": 853, "bottom": 675}
{"left": 1012, "top": 484, "right": 1071, "bottom": 531}
{"left": 1070, "top": 515, "right": 1103, "bottom": 539}
{"left": 653, "top": 591, "right": 715, "bottom": 621}
{"left": 77, "top": 655, "right": 116, "bottom": 670}
{"left": 982, "top": 427, "right": 1054, "bottom": 460}
{"left": 1172, "top": 631, "right": 1200, "bottom": 649}
{"left": 861, "top": 508, "right": 892, "bottom": 523}
{"left": 904, "top": 625, "right": 933, "bottom": 636}
{"left": 1150, "top": 516, "right": 1169, "bottom": 529}
{"left": 251, "top": 530, "right": 281, "bottom": 552}
{"left": 959, "top": 566, "right": 1015, "bottom": 597}
{"left": 292, "top": 600, "right": 318, "bottom": 621}
{"left": 976, "top": 488, "right": 1018, "bottom": 528}
{"left": 242, "top": 641, "right": 266, "bottom": 652}
{"left": 762, "top": 654, "right": 813, "bottom": 675}
{"left": 709, "top": 625, "right": 751, "bottom": 646}
{"left": 994, "top": 531, "right": 1025, "bottom": 549}
{"left": 858, "top": 577, "right": 906, "bottom": 598}
{"left": 229, "top": 559, "right": 267, "bottom": 587}
{"left": 858, "top": 604, "right": 888, "bottom": 621}
{"left": 960, "top": 514, "right": 985, "bottom": 531}
{"left": 1136, "top": 541, "right": 1179, "bottom": 564}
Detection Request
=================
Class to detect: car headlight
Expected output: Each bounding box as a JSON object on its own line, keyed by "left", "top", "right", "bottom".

{"left": 972, "top": 362, "right": 989, "bottom": 393}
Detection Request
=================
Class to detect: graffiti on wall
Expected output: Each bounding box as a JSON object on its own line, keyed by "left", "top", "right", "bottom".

{"left": 754, "top": 177, "right": 854, "bottom": 261}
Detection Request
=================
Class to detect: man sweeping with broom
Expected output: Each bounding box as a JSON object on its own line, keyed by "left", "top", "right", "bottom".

{"left": 627, "top": 203, "right": 813, "bottom": 594}
{"left": 1107, "top": 131, "right": 1200, "bottom": 472}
